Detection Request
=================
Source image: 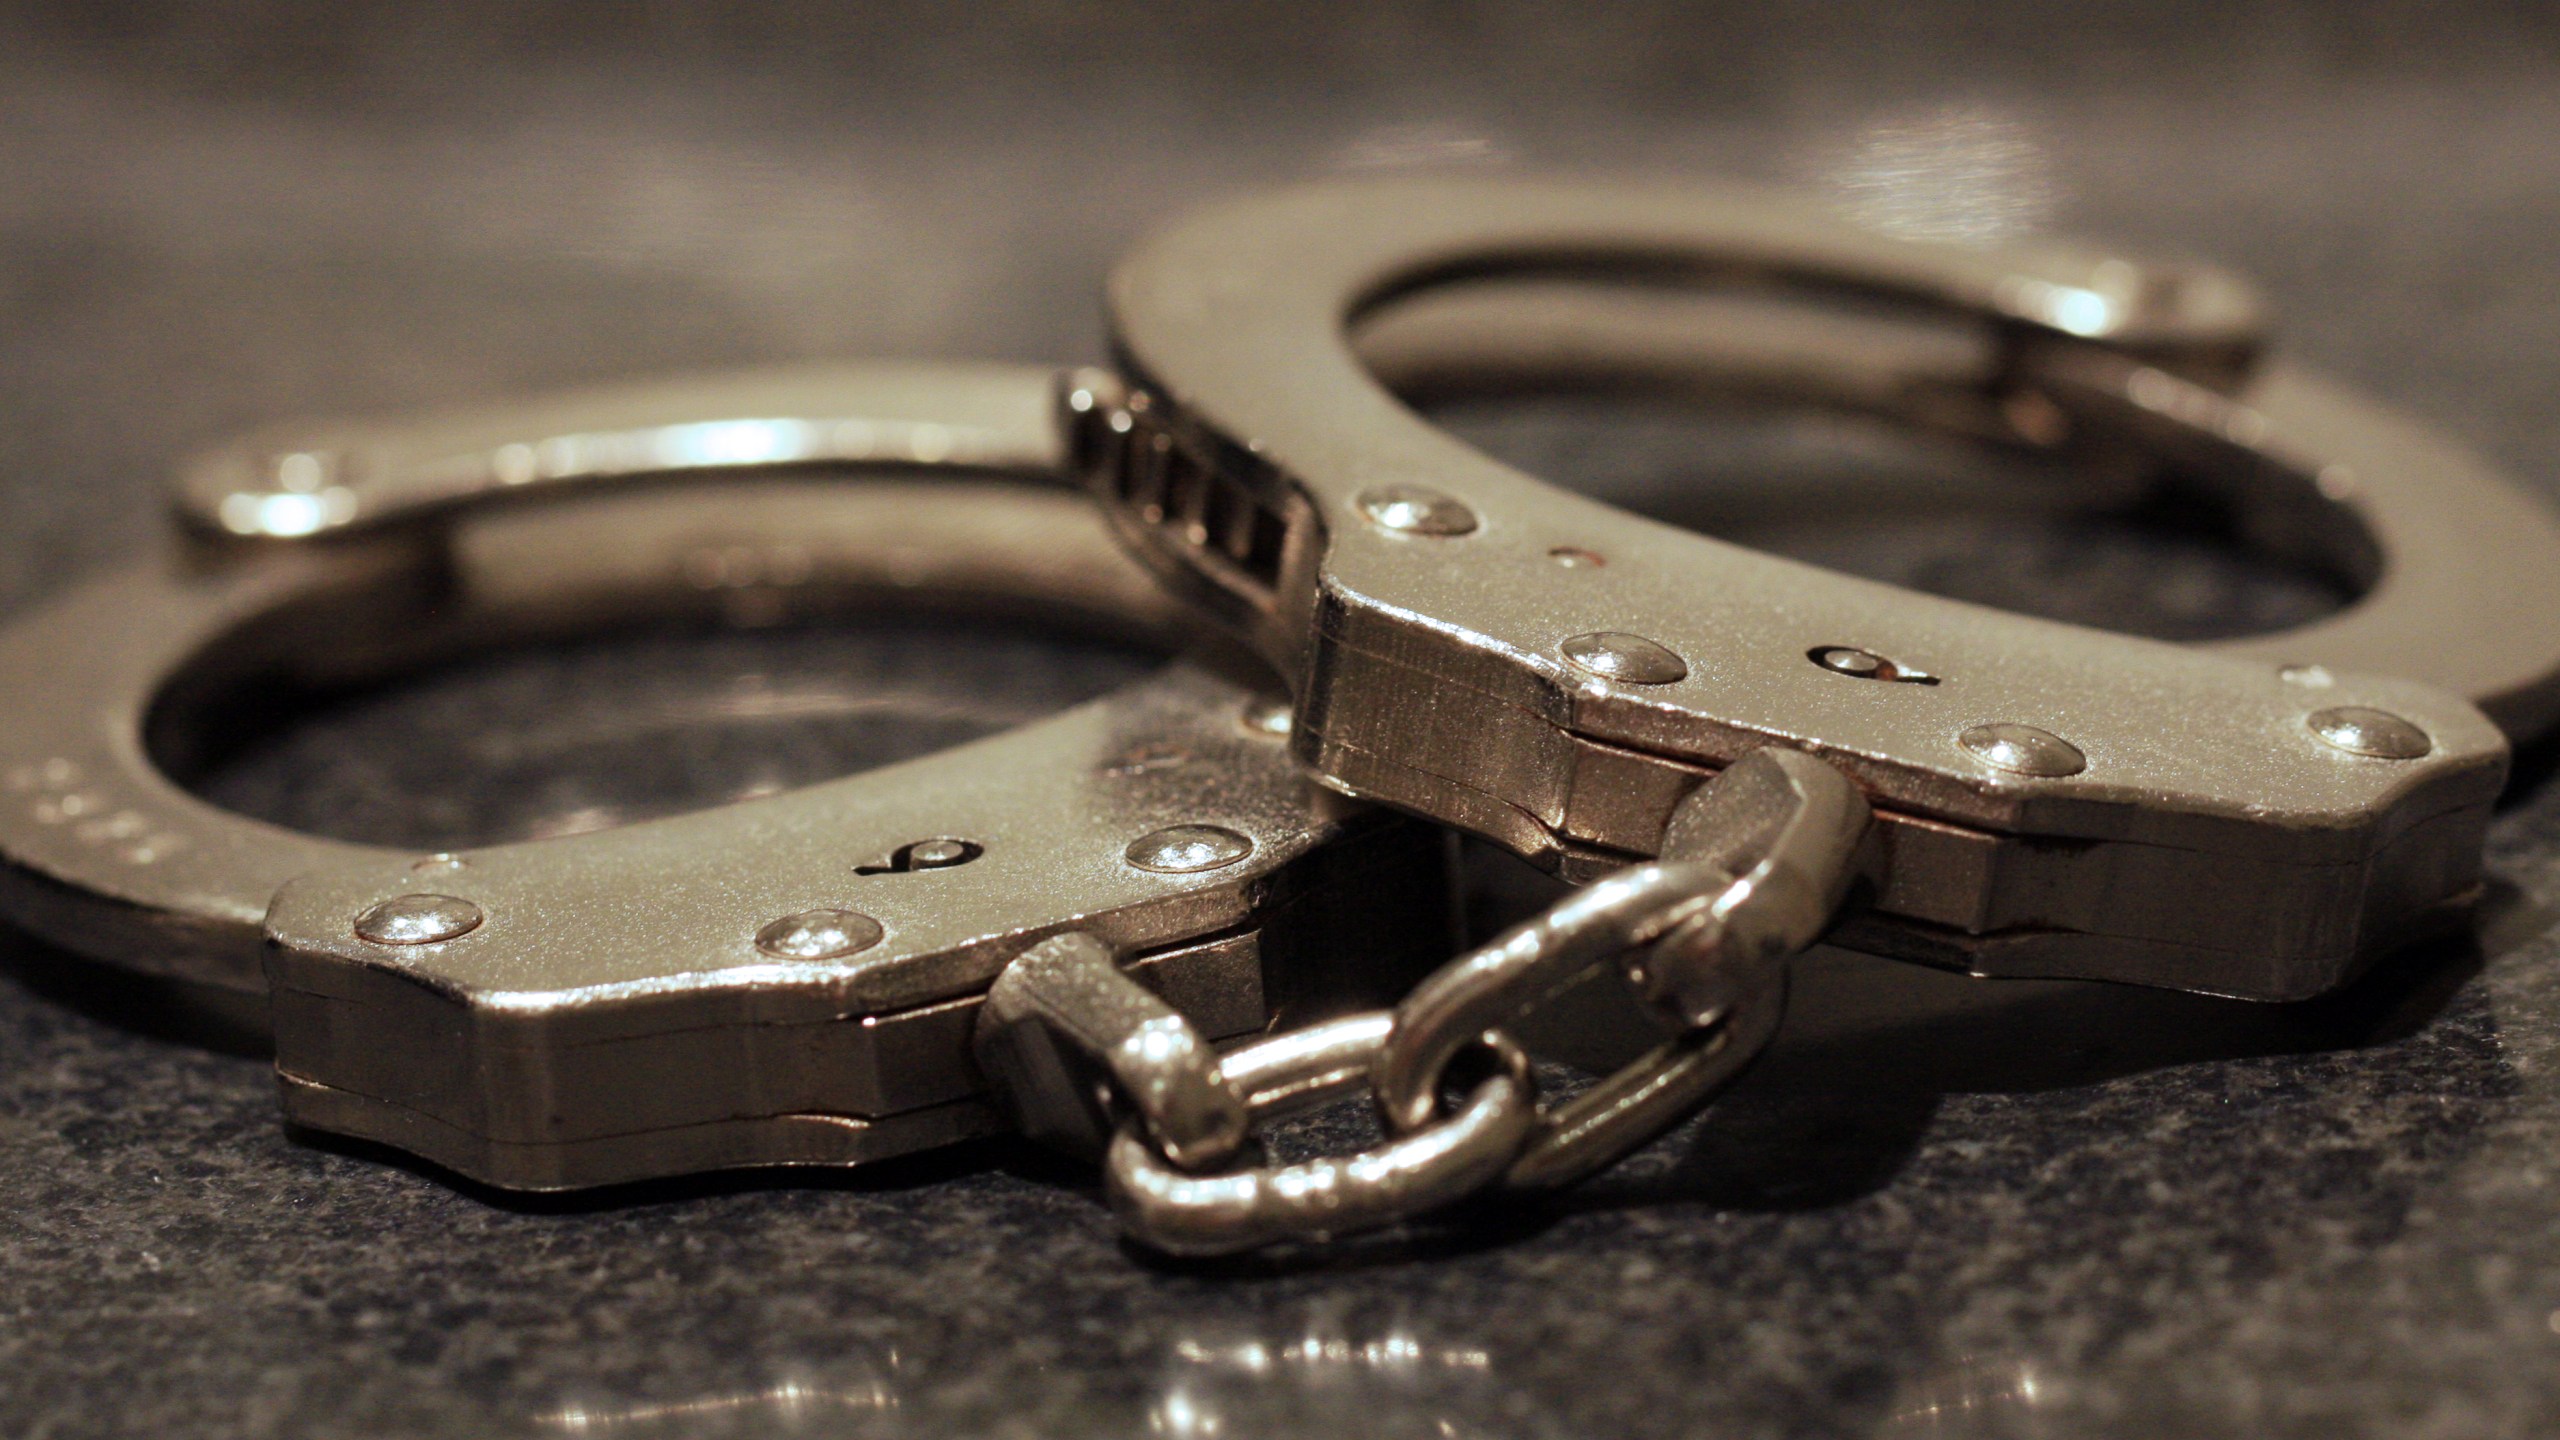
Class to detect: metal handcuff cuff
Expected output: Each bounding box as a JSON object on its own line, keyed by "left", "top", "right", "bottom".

{"left": 0, "top": 363, "right": 1462, "bottom": 1190}
{"left": 1066, "top": 177, "right": 2560, "bottom": 1251}
{"left": 5, "top": 182, "right": 2559, "bottom": 1260}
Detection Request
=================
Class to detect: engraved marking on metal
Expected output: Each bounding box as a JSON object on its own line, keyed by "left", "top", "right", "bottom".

{"left": 855, "top": 838, "right": 983, "bottom": 875}
{"left": 0, "top": 360, "right": 1448, "bottom": 1197}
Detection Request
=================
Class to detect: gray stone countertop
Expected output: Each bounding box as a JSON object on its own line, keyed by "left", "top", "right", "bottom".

{"left": 6, "top": 5, "right": 2560, "bottom": 1435}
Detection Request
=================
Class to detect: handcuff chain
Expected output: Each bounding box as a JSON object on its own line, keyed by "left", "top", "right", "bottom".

{"left": 976, "top": 748, "right": 1873, "bottom": 1255}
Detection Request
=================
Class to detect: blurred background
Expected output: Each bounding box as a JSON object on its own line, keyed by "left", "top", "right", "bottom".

{"left": 5, "top": 3, "right": 2560, "bottom": 1437}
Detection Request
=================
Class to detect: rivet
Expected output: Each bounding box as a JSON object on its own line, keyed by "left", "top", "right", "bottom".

{"left": 1125, "top": 825, "right": 1255, "bottom": 874}
{"left": 1809, "top": 645, "right": 1938, "bottom": 685}
{"left": 754, "top": 908, "right": 885, "bottom": 960}
{"left": 1356, "top": 485, "right": 1478, "bottom": 537}
{"left": 2306, "top": 707, "right": 2431, "bottom": 760}
{"left": 353, "top": 893, "right": 483, "bottom": 946}
{"left": 1240, "top": 698, "right": 1293, "bottom": 738}
{"left": 1560, "top": 632, "right": 1688, "bottom": 686}
{"left": 1958, "top": 723, "right": 2086, "bottom": 778}
{"left": 903, "top": 839, "right": 976, "bottom": 870}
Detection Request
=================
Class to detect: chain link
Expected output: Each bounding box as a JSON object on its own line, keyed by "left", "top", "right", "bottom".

{"left": 975, "top": 748, "right": 1872, "bottom": 1255}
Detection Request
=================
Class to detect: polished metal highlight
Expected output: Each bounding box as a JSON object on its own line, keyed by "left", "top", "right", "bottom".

{"left": 1956, "top": 723, "right": 2088, "bottom": 779}
{"left": 2305, "top": 706, "right": 2433, "bottom": 760}
{"left": 1066, "top": 750, "right": 1866, "bottom": 1251}
{"left": 975, "top": 930, "right": 1246, "bottom": 1169}
{"left": 1105, "top": 1018, "right": 1536, "bottom": 1256}
{"left": 1383, "top": 749, "right": 1866, "bottom": 1191}
{"left": 0, "top": 363, "right": 1453, "bottom": 1191}
{"left": 352, "top": 894, "right": 485, "bottom": 947}
{"left": 1088, "top": 176, "right": 2560, "bottom": 1001}
{"left": 753, "top": 908, "right": 887, "bottom": 962}
{"left": 1123, "top": 824, "right": 1257, "bottom": 874}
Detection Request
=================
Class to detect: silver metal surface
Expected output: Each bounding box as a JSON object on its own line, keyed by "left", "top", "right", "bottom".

{"left": 1957, "top": 722, "right": 2089, "bottom": 778}
{"left": 0, "top": 362, "right": 1454, "bottom": 1190}
{"left": 1090, "top": 176, "right": 2548, "bottom": 1000}
{"left": 1076, "top": 750, "right": 1868, "bottom": 1251}
{"left": 2306, "top": 706, "right": 2433, "bottom": 760}
{"left": 352, "top": 894, "right": 485, "bottom": 947}
{"left": 175, "top": 363, "right": 1065, "bottom": 538}
{"left": 1123, "top": 824, "right": 1256, "bottom": 874}
{"left": 752, "top": 909, "right": 888, "bottom": 961}
{"left": 1558, "top": 632, "right": 1689, "bottom": 686}
{"left": 1384, "top": 750, "right": 1869, "bottom": 1189}
{"left": 1103, "top": 1020, "right": 1536, "bottom": 1257}
{"left": 974, "top": 931, "right": 1246, "bottom": 1168}
{"left": 1355, "top": 485, "right": 1480, "bottom": 538}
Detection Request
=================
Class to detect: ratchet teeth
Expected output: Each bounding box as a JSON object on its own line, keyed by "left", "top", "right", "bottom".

{"left": 1075, "top": 385, "right": 1291, "bottom": 599}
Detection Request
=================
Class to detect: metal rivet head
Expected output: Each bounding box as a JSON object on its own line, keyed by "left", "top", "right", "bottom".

{"left": 1958, "top": 723, "right": 2086, "bottom": 778}
{"left": 2307, "top": 707, "right": 2432, "bottom": 760}
{"left": 904, "top": 839, "right": 976, "bottom": 869}
{"left": 1240, "top": 698, "right": 1293, "bottom": 738}
{"left": 1560, "top": 632, "right": 1688, "bottom": 686}
{"left": 1356, "top": 485, "right": 1478, "bottom": 537}
{"left": 353, "top": 894, "right": 483, "bottom": 946}
{"left": 1125, "top": 825, "right": 1255, "bottom": 874}
{"left": 754, "top": 908, "right": 885, "bottom": 960}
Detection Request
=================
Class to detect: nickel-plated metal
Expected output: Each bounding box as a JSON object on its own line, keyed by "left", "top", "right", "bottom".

{"left": 0, "top": 363, "right": 1455, "bottom": 1191}
{"left": 1355, "top": 485, "right": 1480, "bottom": 537}
{"left": 1123, "top": 824, "right": 1257, "bottom": 874}
{"left": 1103, "top": 1019, "right": 1536, "bottom": 1256}
{"left": 1957, "top": 723, "right": 2089, "bottom": 779}
{"left": 974, "top": 931, "right": 1247, "bottom": 1168}
{"left": 1088, "top": 176, "right": 2557, "bottom": 1001}
{"left": 175, "top": 363, "right": 1065, "bottom": 538}
{"left": 2306, "top": 706, "right": 2433, "bottom": 760}
{"left": 1022, "top": 752, "right": 1864, "bottom": 1251}
{"left": 352, "top": 894, "right": 485, "bottom": 947}
{"left": 1559, "top": 632, "right": 1689, "bottom": 686}
{"left": 1379, "top": 749, "right": 1868, "bottom": 1191}
{"left": 753, "top": 908, "right": 888, "bottom": 961}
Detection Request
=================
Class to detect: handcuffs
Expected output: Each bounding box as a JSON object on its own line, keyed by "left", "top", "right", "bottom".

{"left": 4, "top": 179, "right": 2558, "bottom": 1256}
{"left": 0, "top": 364, "right": 1456, "bottom": 1189}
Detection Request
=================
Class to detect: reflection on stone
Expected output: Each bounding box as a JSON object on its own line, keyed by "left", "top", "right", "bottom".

{"left": 1149, "top": 1316, "right": 1498, "bottom": 1439}
{"left": 1884, "top": 1356, "right": 2055, "bottom": 1435}
{"left": 538, "top": 1375, "right": 897, "bottom": 1432}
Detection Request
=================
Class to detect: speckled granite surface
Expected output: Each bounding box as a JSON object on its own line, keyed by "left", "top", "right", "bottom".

{"left": 6, "top": 4, "right": 2560, "bottom": 1436}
